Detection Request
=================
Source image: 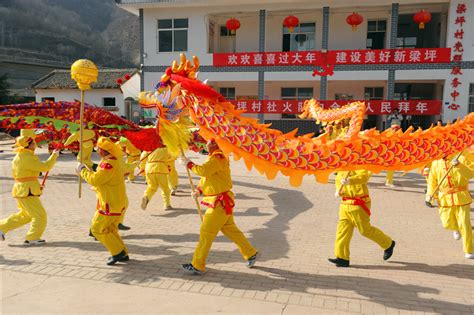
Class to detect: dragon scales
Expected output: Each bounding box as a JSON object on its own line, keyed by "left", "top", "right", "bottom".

{"left": 139, "top": 54, "right": 474, "bottom": 187}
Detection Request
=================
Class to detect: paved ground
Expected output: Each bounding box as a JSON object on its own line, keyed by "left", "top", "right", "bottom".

{"left": 0, "top": 138, "right": 473, "bottom": 315}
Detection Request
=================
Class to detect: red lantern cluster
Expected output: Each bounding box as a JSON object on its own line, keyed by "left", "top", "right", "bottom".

{"left": 346, "top": 12, "right": 363, "bottom": 31}
{"left": 283, "top": 15, "right": 299, "bottom": 33}
{"left": 226, "top": 18, "right": 241, "bottom": 34}
{"left": 116, "top": 73, "right": 132, "bottom": 86}
{"left": 413, "top": 9, "right": 432, "bottom": 29}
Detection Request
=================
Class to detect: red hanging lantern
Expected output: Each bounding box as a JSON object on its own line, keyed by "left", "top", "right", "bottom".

{"left": 413, "top": 9, "right": 431, "bottom": 29}
{"left": 116, "top": 78, "right": 123, "bottom": 85}
{"left": 283, "top": 15, "right": 299, "bottom": 33}
{"left": 346, "top": 12, "right": 363, "bottom": 31}
{"left": 124, "top": 74, "right": 131, "bottom": 80}
{"left": 226, "top": 18, "right": 241, "bottom": 35}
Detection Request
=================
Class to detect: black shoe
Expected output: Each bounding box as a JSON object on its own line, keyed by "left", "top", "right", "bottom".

{"left": 383, "top": 241, "right": 396, "bottom": 261}
{"left": 328, "top": 257, "right": 350, "bottom": 267}
{"left": 106, "top": 250, "right": 127, "bottom": 265}
{"left": 89, "top": 230, "right": 98, "bottom": 241}
{"left": 118, "top": 223, "right": 131, "bottom": 231}
{"left": 119, "top": 255, "right": 130, "bottom": 262}
{"left": 182, "top": 263, "right": 203, "bottom": 275}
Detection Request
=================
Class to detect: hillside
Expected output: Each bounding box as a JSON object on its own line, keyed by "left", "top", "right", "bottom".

{"left": 0, "top": 0, "right": 139, "bottom": 67}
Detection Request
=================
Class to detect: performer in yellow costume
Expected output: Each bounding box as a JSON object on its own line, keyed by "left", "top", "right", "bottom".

{"left": 329, "top": 170, "right": 396, "bottom": 267}
{"left": 385, "top": 124, "right": 401, "bottom": 187}
{"left": 77, "top": 137, "right": 129, "bottom": 265}
{"left": 141, "top": 146, "right": 173, "bottom": 210}
{"left": 65, "top": 129, "right": 96, "bottom": 170}
{"left": 0, "top": 135, "right": 58, "bottom": 244}
{"left": 426, "top": 153, "right": 474, "bottom": 259}
{"left": 119, "top": 137, "right": 141, "bottom": 183}
{"left": 167, "top": 156, "right": 179, "bottom": 195}
{"left": 181, "top": 139, "right": 258, "bottom": 275}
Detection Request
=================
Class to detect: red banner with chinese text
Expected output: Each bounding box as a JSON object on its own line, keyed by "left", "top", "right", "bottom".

{"left": 229, "top": 100, "right": 441, "bottom": 115}
{"left": 213, "top": 48, "right": 451, "bottom": 67}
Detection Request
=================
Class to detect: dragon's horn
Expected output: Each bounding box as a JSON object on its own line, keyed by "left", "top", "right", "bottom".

{"left": 177, "top": 53, "right": 186, "bottom": 72}
{"left": 171, "top": 60, "right": 179, "bottom": 72}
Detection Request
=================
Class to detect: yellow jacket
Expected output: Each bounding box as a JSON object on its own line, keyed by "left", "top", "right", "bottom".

{"left": 64, "top": 130, "right": 96, "bottom": 149}
{"left": 11, "top": 149, "right": 58, "bottom": 198}
{"left": 121, "top": 138, "right": 141, "bottom": 157}
{"left": 427, "top": 157, "right": 473, "bottom": 207}
{"left": 145, "top": 147, "right": 172, "bottom": 174}
{"left": 80, "top": 158, "right": 128, "bottom": 214}
{"left": 191, "top": 150, "right": 233, "bottom": 206}
{"left": 336, "top": 170, "right": 372, "bottom": 206}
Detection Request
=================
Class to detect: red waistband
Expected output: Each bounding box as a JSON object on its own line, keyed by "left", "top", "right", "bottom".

{"left": 342, "top": 195, "right": 371, "bottom": 216}
{"left": 201, "top": 191, "right": 234, "bottom": 215}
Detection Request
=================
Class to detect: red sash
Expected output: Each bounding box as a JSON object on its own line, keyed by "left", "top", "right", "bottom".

{"left": 342, "top": 195, "right": 371, "bottom": 216}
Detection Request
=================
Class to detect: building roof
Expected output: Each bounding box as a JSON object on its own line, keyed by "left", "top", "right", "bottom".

{"left": 31, "top": 69, "right": 138, "bottom": 90}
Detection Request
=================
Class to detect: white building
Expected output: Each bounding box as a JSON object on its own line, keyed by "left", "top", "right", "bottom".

{"left": 32, "top": 69, "right": 141, "bottom": 120}
{"left": 116, "top": 0, "right": 474, "bottom": 133}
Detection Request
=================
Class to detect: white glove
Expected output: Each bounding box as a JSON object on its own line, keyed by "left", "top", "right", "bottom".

{"left": 52, "top": 149, "right": 60, "bottom": 157}
{"left": 76, "top": 163, "right": 86, "bottom": 175}
{"left": 334, "top": 190, "right": 340, "bottom": 198}
{"left": 423, "top": 167, "right": 430, "bottom": 173}
{"left": 451, "top": 158, "right": 459, "bottom": 166}
{"left": 341, "top": 178, "right": 350, "bottom": 185}
{"left": 179, "top": 156, "right": 191, "bottom": 165}
{"left": 191, "top": 189, "right": 200, "bottom": 199}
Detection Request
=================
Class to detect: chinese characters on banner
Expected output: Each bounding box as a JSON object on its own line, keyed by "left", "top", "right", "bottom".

{"left": 213, "top": 48, "right": 451, "bottom": 67}
{"left": 229, "top": 100, "right": 441, "bottom": 115}
{"left": 448, "top": 2, "right": 467, "bottom": 111}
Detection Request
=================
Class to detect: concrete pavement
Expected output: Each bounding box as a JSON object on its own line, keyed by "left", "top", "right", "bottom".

{"left": 0, "top": 138, "right": 473, "bottom": 314}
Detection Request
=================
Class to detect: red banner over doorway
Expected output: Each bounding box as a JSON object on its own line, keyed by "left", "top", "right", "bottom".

{"left": 228, "top": 100, "right": 441, "bottom": 115}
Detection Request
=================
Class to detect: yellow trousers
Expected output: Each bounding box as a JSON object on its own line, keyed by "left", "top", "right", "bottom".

{"left": 91, "top": 212, "right": 128, "bottom": 256}
{"left": 0, "top": 197, "right": 47, "bottom": 241}
{"left": 439, "top": 205, "right": 473, "bottom": 254}
{"left": 126, "top": 155, "right": 140, "bottom": 181}
{"left": 144, "top": 173, "right": 171, "bottom": 207}
{"left": 386, "top": 171, "right": 394, "bottom": 185}
{"left": 335, "top": 205, "right": 392, "bottom": 260}
{"left": 192, "top": 204, "right": 257, "bottom": 271}
{"left": 168, "top": 163, "right": 178, "bottom": 190}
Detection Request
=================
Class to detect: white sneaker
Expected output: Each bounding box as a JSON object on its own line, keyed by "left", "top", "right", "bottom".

{"left": 385, "top": 183, "right": 395, "bottom": 188}
{"left": 453, "top": 231, "right": 461, "bottom": 240}
{"left": 164, "top": 205, "right": 173, "bottom": 211}
{"left": 140, "top": 196, "right": 148, "bottom": 210}
{"left": 170, "top": 189, "right": 176, "bottom": 196}
{"left": 0, "top": 231, "right": 5, "bottom": 241}
{"left": 465, "top": 253, "right": 474, "bottom": 259}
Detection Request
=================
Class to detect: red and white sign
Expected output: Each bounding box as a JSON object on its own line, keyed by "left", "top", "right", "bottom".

{"left": 213, "top": 48, "right": 451, "bottom": 67}
{"left": 229, "top": 100, "right": 441, "bottom": 115}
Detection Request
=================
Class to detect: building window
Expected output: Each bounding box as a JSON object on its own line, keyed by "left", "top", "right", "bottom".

{"left": 281, "top": 87, "right": 313, "bottom": 118}
{"left": 219, "top": 87, "right": 235, "bottom": 100}
{"left": 397, "top": 14, "right": 441, "bottom": 48}
{"left": 103, "top": 97, "right": 116, "bottom": 107}
{"left": 157, "top": 18, "right": 188, "bottom": 52}
{"left": 366, "top": 20, "right": 386, "bottom": 49}
{"left": 282, "top": 23, "right": 315, "bottom": 52}
{"left": 335, "top": 93, "right": 354, "bottom": 100}
{"left": 469, "top": 84, "right": 474, "bottom": 113}
{"left": 364, "top": 87, "right": 384, "bottom": 100}
{"left": 41, "top": 97, "right": 55, "bottom": 102}
{"left": 218, "top": 25, "right": 236, "bottom": 53}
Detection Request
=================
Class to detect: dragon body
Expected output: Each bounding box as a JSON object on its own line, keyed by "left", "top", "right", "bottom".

{"left": 140, "top": 54, "right": 474, "bottom": 186}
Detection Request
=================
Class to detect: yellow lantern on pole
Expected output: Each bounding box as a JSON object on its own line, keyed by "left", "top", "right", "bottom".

{"left": 71, "top": 59, "right": 98, "bottom": 198}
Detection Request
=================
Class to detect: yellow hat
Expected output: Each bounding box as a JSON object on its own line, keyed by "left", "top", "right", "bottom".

{"left": 97, "top": 137, "right": 123, "bottom": 159}
{"left": 20, "top": 129, "right": 37, "bottom": 139}
{"left": 15, "top": 136, "right": 34, "bottom": 148}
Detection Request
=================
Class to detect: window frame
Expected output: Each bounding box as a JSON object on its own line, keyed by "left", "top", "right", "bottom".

{"left": 281, "top": 87, "right": 313, "bottom": 119}
{"left": 364, "top": 87, "right": 384, "bottom": 100}
{"left": 469, "top": 83, "right": 474, "bottom": 113}
{"left": 157, "top": 18, "right": 189, "bottom": 53}
{"left": 219, "top": 87, "right": 236, "bottom": 100}
{"left": 282, "top": 22, "right": 316, "bottom": 52}
{"left": 103, "top": 97, "right": 116, "bottom": 107}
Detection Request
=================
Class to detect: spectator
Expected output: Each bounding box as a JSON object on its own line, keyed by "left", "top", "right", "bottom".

{"left": 387, "top": 109, "right": 403, "bottom": 129}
